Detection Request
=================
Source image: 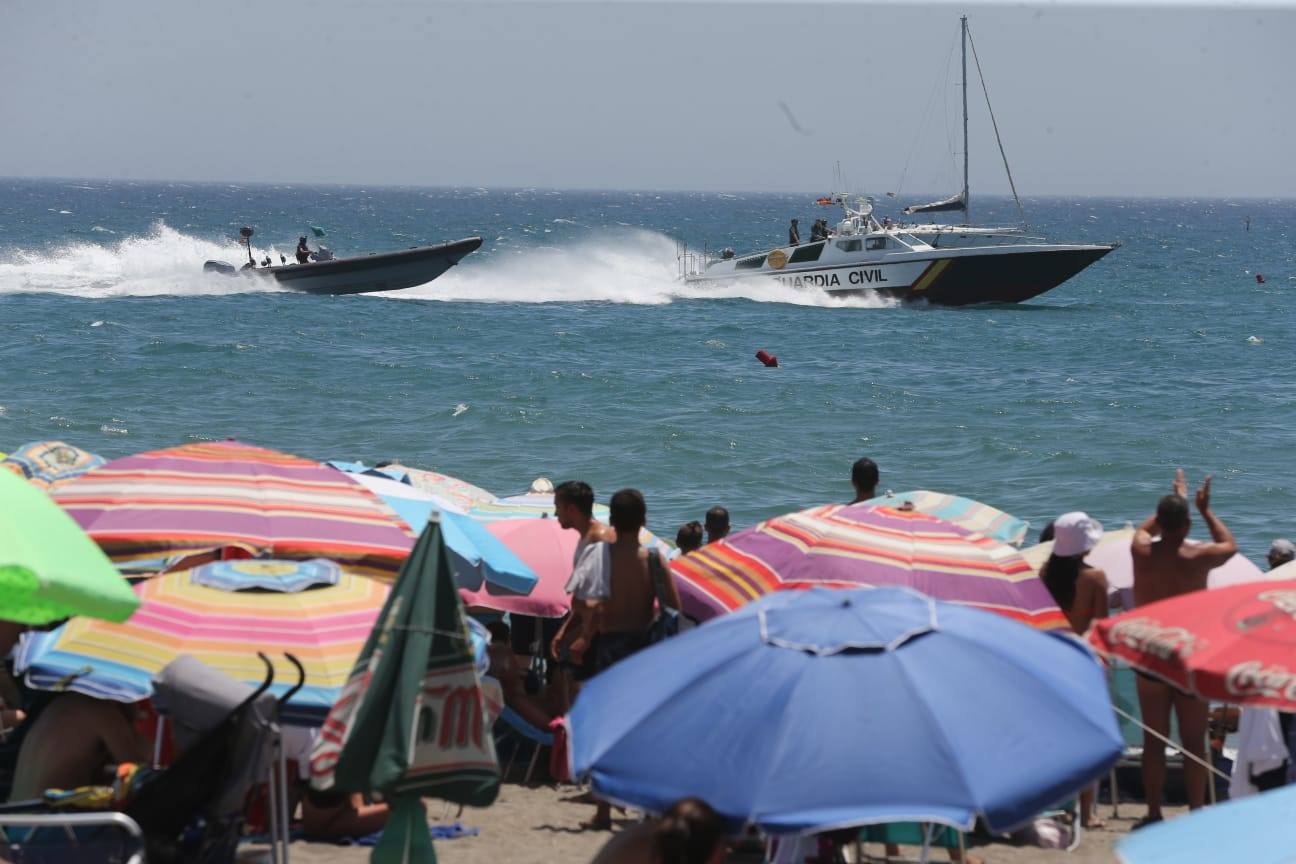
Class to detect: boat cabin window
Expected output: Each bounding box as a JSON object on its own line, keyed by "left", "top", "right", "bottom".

{"left": 866, "top": 237, "right": 888, "bottom": 251}
{"left": 836, "top": 238, "right": 862, "bottom": 252}
{"left": 735, "top": 254, "right": 767, "bottom": 270}
{"left": 788, "top": 242, "right": 824, "bottom": 264}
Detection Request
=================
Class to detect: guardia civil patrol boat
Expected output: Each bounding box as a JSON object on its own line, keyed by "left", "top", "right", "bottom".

{"left": 678, "top": 16, "right": 1118, "bottom": 306}
{"left": 678, "top": 198, "right": 1116, "bottom": 305}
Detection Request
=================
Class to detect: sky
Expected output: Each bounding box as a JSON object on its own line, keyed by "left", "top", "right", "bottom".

{"left": 3, "top": 0, "right": 1293, "bottom": 197}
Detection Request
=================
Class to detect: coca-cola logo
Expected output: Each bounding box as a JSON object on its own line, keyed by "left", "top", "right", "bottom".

{"left": 1109, "top": 617, "right": 1201, "bottom": 660}
{"left": 1226, "top": 661, "right": 1296, "bottom": 702}
{"left": 1259, "top": 590, "right": 1296, "bottom": 618}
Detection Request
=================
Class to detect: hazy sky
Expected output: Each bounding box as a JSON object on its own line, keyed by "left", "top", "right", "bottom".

{"left": 4, "top": 1, "right": 1293, "bottom": 196}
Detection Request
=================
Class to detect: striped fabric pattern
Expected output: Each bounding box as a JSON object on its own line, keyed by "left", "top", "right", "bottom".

{"left": 53, "top": 441, "right": 416, "bottom": 578}
{"left": 867, "top": 490, "right": 1030, "bottom": 547}
{"left": 15, "top": 565, "right": 390, "bottom": 724}
{"left": 672, "top": 503, "right": 1066, "bottom": 631}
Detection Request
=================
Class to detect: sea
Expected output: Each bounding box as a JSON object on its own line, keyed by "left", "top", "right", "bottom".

{"left": 1, "top": 178, "right": 1292, "bottom": 559}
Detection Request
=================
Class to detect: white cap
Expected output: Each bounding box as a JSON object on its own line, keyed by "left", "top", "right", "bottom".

{"left": 1053, "top": 512, "right": 1104, "bottom": 557}
{"left": 529, "top": 477, "right": 554, "bottom": 494}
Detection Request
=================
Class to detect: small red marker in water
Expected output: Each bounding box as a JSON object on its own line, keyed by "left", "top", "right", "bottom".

{"left": 755, "top": 349, "right": 779, "bottom": 368}
{"left": 1256, "top": 273, "right": 1266, "bottom": 284}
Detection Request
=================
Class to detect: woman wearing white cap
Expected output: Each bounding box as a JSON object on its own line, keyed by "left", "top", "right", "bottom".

{"left": 1041, "top": 511, "right": 1110, "bottom": 829}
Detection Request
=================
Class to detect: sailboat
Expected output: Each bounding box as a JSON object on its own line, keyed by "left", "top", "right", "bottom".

{"left": 678, "top": 17, "right": 1118, "bottom": 306}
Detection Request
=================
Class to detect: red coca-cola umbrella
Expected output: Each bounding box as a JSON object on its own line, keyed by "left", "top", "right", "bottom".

{"left": 1088, "top": 580, "right": 1296, "bottom": 709}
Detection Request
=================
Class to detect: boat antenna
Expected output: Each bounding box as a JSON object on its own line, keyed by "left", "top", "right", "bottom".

{"left": 966, "top": 22, "right": 1028, "bottom": 228}
{"left": 239, "top": 226, "right": 255, "bottom": 267}
{"left": 961, "top": 15, "right": 969, "bottom": 226}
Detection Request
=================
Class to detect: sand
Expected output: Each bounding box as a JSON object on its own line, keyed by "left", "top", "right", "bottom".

{"left": 246, "top": 784, "right": 1183, "bottom": 864}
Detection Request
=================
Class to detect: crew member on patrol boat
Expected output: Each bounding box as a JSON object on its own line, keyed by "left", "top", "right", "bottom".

{"left": 788, "top": 219, "right": 800, "bottom": 246}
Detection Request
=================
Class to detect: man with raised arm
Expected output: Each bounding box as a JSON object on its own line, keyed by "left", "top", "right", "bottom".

{"left": 1131, "top": 468, "right": 1237, "bottom": 827}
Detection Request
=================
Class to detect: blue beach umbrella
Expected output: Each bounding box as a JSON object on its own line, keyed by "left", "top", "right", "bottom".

{"left": 338, "top": 468, "right": 538, "bottom": 596}
{"left": 189, "top": 558, "right": 342, "bottom": 592}
{"left": 567, "top": 586, "right": 1121, "bottom": 836}
{"left": 1116, "top": 785, "right": 1296, "bottom": 864}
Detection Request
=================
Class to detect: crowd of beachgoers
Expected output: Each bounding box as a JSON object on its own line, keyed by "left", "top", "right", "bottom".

{"left": 2, "top": 443, "right": 1295, "bottom": 864}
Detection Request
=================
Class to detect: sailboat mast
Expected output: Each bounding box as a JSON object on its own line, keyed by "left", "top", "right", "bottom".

{"left": 961, "top": 15, "right": 969, "bottom": 225}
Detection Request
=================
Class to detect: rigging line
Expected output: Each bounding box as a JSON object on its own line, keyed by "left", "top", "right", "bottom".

{"left": 966, "top": 25, "right": 1028, "bottom": 228}
{"left": 894, "top": 33, "right": 957, "bottom": 200}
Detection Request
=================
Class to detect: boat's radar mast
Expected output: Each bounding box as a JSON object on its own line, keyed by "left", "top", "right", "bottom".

{"left": 239, "top": 226, "right": 255, "bottom": 266}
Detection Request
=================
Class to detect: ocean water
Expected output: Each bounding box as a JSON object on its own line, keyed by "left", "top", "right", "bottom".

{"left": 1, "top": 178, "right": 1292, "bottom": 560}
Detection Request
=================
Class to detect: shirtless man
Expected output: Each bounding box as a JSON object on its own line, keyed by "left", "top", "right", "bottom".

{"left": 9, "top": 693, "right": 149, "bottom": 800}
{"left": 584, "top": 488, "right": 682, "bottom": 829}
{"left": 1131, "top": 468, "right": 1236, "bottom": 825}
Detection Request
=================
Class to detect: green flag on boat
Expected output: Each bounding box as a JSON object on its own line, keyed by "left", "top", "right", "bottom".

{"left": 310, "top": 515, "right": 499, "bottom": 863}
{"left": 0, "top": 470, "right": 139, "bottom": 625}
{"left": 310, "top": 225, "right": 327, "bottom": 238}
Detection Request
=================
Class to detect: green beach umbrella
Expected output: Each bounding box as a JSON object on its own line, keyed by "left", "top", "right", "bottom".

{"left": 311, "top": 514, "right": 499, "bottom": 863}
{"left": 0, "top": 469, "right": 139, "bottom": 625}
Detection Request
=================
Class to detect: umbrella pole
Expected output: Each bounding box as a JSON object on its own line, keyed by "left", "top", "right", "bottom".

{"left": 152, "top": 716, "right": 165, "bottom": 768}
{"left": 266, "top": 727, "right": 281, "bottom": 864}
{"left": 278, "top": 729, "right": 292, "bottom": 864}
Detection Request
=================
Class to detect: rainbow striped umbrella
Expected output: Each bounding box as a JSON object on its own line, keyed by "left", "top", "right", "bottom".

{"left": 52, "top": 441, "right": 416, "bottom": 578}
{"left": 2, "top": 440, "right": 105, "bottom": 490}
{"left": 866, "top": 490, "right": 1029, "bottom": 547}
{"left": 672, "top": 503, "right": 1066, "bottom": 631}
{"left": 15, "top": 562, "right": 390, "bottom": 724}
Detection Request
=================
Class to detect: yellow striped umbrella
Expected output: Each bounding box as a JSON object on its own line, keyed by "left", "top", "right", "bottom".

{"left": 15, "top": 562, "right": 389, "bottom": 723}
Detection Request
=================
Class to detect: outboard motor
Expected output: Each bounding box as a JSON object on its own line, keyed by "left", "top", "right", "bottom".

{"left": 204, "top": 260, "right": 237, "bottom": 276}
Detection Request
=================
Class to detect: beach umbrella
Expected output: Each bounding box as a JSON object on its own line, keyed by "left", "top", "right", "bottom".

{"left": 1, "top": 440, "right": 105, "bottom": 489}
{"left": 53, "top": 440, "right": 416, "bottom": 578}
{"left": 1089, "top": 580, "right": 1296, "bottom": 710}
{"left": 867, "top": 490, "right": 1029, "bottom": 547}
{"left": 401, "top": 467, "right": 495, "bottom": 512}
{"left": 459, "top": 518, "right": 577, "bottom": 617}
{"left": 1022, "top": 526, "right": 1268, "bottom": 611}
{"left": 15, "top": 559, "right": 389, "bottom": 724}
{"left": 672, "top": 502, "right": 1067, "bottom": 630}
{"left": 468, "top": 493, "right": 671, "bottom": 555}
{"left": 568, "top": 586, "right": 1121, "bottom": 835}
{"left": 0, "top": 469, "right": 139, "bottom": 625}
{"left": 1115, "top": 784, "right": 1296, "bottom": 864}
{"left": 311, "top": 517, "right": 499, "bottom": 863}
{"left": 340, "top": 469, "right": 538, "bottom": 596}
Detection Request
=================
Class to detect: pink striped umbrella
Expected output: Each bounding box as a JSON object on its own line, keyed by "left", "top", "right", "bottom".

{"left": 53, "top": 441, "right": 416, "bottom": 578}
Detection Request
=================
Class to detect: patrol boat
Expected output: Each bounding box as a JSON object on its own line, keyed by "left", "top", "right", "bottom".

{"left": 678, "top": 16, "right": 1118, "bottom": 305}
{"left": 204, "top": 228, "right": 481, "bottom": 296}
{"left": 678, "top": 198, "right": 1117, "bottom": 305}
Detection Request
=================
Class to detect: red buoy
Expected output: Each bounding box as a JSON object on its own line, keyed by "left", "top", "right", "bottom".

{"left": 1256, "top": 274, "right": 1266, "bottom": 284}
{"left": 755, "top": 349, "right": 779, "bottom": 368}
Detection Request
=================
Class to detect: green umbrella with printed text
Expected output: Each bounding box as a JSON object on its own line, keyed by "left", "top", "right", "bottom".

{"left": 310, "top": 514, "right": 499, "bottom": 863}
{"left": 0, "top": 469, "right": 139, "bottom": 625}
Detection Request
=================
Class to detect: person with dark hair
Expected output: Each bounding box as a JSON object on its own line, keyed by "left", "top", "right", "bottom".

{"left": 9, "top": 693, "right": 149, "bottom": 801}
{"left": 850, "top": 457, "right": 879, "bottom": 504}
{"left": 1268, "top": 539, "right": 1296, "bottom": 571}
{"left": 550, "top": 480, "right": 611, "bottom": 709}
{"left": 675, "top": 521, "right": 703, "bottom": 556}
{"left": 1037, "top": 519, "right": 1056, "bottom": 544}
{"left": 704, "top": 507, "right": 730, "bottom": 545}
{"left": 583, "top": 489, "right": 682, "bottom": 830}
{"left": 295, "top": 236, "right": 311, "bottom": 264}
{"left": 1040, "top": 512, "right": 1109, "bottom": 829}
{"left": 1131, "top": 468, "right": 1237, "bottom": 827}
{"left": 788, "top": 219, "right": 800, "bottom": 246}
{"left": 589, "top": 796, "right": 727, "bottom": 864}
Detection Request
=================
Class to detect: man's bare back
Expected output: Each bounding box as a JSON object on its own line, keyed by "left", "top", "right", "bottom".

{"left": 9, "top": 693, "right": 149, "bottom": 801}
{"left": 1132, "top": 471, "right": 1237, "bottom": 607}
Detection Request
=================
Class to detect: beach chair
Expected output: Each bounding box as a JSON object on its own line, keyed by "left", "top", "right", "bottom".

{"left": 0, "top": 810, "right": 145, "bottom": 864}
{"left": 495, "top": 706, "right": 553, "bottom": 785}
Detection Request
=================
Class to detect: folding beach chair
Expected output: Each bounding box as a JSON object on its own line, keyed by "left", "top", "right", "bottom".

{"left": 495, "top": 706, "right": 553, "bottom": 785}
{"left": 0, "top": 811, "right": 145, "bottom": 864}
